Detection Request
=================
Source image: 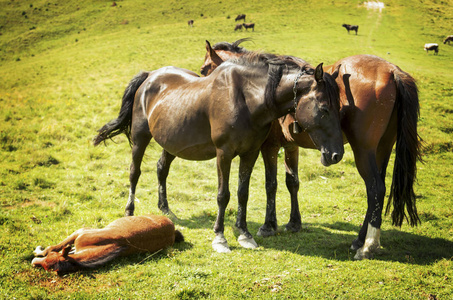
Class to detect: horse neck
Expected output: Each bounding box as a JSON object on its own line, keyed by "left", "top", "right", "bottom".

{"left": 272, "top": 71, "right": 307, "bottom": 119}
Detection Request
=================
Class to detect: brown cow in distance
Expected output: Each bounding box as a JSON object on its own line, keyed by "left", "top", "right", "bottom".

{"left": 235, "top": 14, "right": 246, "bottom": 22}
{"left": 443, "top": 35, "right": 453, "bottom": 44}
{"left": 243, "top": 23, "right": 255, "bottom": 31}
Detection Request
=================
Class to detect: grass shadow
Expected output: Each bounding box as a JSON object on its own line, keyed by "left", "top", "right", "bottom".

{"left": 177, "top": 213, "right": 453, "bottom": 265}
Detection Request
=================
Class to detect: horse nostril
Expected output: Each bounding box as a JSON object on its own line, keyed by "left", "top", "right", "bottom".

{"left": 332, "top": 153, "right": 342, "bottom": 164}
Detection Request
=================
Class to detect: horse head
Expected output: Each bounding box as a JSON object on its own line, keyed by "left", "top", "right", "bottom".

{"left": 294, "top": 63, "right": 344, "bottom": 166}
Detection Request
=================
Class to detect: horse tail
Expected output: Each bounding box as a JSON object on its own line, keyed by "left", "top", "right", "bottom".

{"left": 93, "top": 71, "right": 150, "bottom": 146}
{"left": 174, "top": 230, "right": 185, "bottom": 243}
{"left": 386, "top": 68, "right": 422, "bottom": 227}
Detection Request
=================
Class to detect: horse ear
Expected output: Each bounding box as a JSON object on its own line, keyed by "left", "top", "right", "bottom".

{"left": 62, "top": 245, "right": 71, "bottom": 257}
{"left": 315, "top": 63, "right": 324, "bottom": 82}
{"left": 206, "top": 40, "right": 222, "bottom": 64}
{"left": 205, "top": 40, "right": 213, "bottom": 55}
{"left": 331, "top": 64, "right": 342, "bottom": 80}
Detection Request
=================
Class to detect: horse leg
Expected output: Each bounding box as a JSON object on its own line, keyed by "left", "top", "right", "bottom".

{"left": 351, "top": 151, "right": 386, "bottom": 260}
{"left": 156, "top": 150, "right": 177, "bottom": 218}
{"left": 257, "top": 143, "right": 279, "bottom": 237}
{"left": 236, "top": 150, "right": 260, "bottom": 249}
{"left": 212, "top": 149, "right": 232, "bottom": 253}
{"left": 126, "top": 132, "right": 151, "bottom": 216}
{"left": 283, "top": 145, "right": 301, "bottom": 232}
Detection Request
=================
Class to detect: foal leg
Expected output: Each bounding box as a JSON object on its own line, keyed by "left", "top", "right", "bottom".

{"left": 156, "top": 150, "right": 177, "bottom": 218}
{"left": 33, "top": 228, "right": 91, "bottom": 257}
{"left": 212, "top": 149, "right": 232, "bottom": 253}
{"left": 126, "top": 132, "right": 151, "bottom": 216}
{"left": 236, "top": 150, "right": 260, "bottom": 249}
{"left": 283, "top": 145, "right": 301, "bottom": 233}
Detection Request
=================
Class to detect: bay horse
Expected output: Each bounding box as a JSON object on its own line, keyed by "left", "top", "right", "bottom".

{"left": 32, "top": 215, "right": 183, "bottom": 273}
{"left": 94, "top": 51, "right": 344, "bottom": 253}
{"left": 200, "top": 39, "right": 421, "bottom": 259}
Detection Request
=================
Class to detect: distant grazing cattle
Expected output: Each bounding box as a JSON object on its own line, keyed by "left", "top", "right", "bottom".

{"left": 243, "top": 23, "right": 255, "bottom": 31}
{"left": 235, "top": 14, "right": 246, "bottom": 22}
{"left": 342, "top": 24, "right": 359, "bottom": 35}
{"left": 424, "top": 43, "right": 439, "bottom": 54}
{"left": 234, "top": 24, "right": 243, "bottom": 31}
{"left": 188, "top": 20, "right": 194, "bottom": 27}
{"left": 443, "top": 35, "right": 453, "bottom": 44}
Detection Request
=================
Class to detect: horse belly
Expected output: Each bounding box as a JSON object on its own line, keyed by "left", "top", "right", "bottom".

{"left": 150, "top": 113, "right": 217, "bottom": 160}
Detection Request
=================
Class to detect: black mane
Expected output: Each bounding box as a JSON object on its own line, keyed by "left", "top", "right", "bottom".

{"left": 212, "top": 38, "right": 251, "bottom": 53}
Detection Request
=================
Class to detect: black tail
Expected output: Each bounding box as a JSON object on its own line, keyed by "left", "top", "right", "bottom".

{"left": 93, "top": 71, "right": 150, "bottom": 146}
{"left": 174, "top": 230, "right": 184, "bottom": 243}
{"left": 386, "top": 69, "right": 422, "bottom": 227}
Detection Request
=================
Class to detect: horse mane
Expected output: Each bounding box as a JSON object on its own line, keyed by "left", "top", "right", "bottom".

{"left": 227, "top": 51, "right": 312, "bottom": 110}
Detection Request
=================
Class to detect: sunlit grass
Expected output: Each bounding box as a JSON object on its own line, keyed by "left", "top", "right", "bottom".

{"left": 0, "top": 0, "right": 452, "bottom": 298}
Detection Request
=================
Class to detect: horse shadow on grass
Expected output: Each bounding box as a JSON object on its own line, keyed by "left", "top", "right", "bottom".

{"left": 178, "top": 212, "right": 453, "bottom": 265}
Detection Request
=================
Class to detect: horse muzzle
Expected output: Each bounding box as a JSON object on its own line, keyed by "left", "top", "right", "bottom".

{"left": 320, "top": 148, "right": 343, "bottom": 166}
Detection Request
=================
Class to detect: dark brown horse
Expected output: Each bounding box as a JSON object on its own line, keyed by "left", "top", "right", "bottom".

{"left": 94, "top": 51, "right": 344, "bottom": 253}
{"left": 200, "top": 39, "right": 421, "bottom": 259}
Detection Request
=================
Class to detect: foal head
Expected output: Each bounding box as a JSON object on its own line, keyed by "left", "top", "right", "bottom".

{"left": 32, "top": 246, "right": 78, "bottom": 273}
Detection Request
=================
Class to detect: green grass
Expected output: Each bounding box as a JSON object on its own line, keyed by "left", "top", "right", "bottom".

{"left": 1, "top": 0, "right": 452, "bottom": 298}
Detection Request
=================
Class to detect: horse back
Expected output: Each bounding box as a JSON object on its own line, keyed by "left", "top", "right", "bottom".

{"left": 327, "top": 55, "right": 398, "bottom": 144}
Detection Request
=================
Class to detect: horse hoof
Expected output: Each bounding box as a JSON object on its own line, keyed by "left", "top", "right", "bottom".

{"left": 350, "top": 238, "right": 363, "bottom": 251}
{"left": 256, "top": 226, "right": 276, "bottom": 238}
{"left": 238, "top": 234, "right": 258, "bottom": 249}
{"left": 212, "top": 235, "right": 231, "bottom": 253}
{"left": 354, "top": 247, "right": 373, "bottom": 260}
{"left": 124, "top": 210, "right": 134, "bottom": 217}
{"left": 285, "top": 222, "right": 301, "bottom": 233}
{"left": 33, "top": 246, "right": 44, "bottom": 256}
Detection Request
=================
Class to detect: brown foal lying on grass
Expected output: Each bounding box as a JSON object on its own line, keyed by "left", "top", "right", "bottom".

{"left": 32, "top": 215, "right": 184, "bottom": 273}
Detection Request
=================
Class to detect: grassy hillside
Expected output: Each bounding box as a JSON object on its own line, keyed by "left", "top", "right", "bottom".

{"left": 1, "top": 0, "right": 452, "bottom": 298}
